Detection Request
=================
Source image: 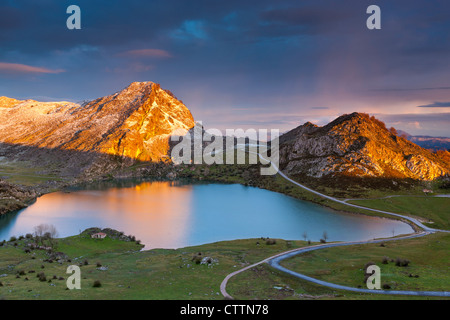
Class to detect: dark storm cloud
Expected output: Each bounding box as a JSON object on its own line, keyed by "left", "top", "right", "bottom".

{"left": 0, "top": 6, "right": 22, "bottom": 29}
{"left": 259, "top": 4, "right": 356, "bottom": 35}
{"left": 0, "top": 0, "right": 449, "bottom": 136}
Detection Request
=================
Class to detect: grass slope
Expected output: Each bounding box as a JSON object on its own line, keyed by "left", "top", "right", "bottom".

{"left": 349, "top": 196, "right": 450, "bottom": 230}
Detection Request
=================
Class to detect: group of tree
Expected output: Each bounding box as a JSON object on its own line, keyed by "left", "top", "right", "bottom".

{"left": 33, "top": 224, "right": 59, "bottom": 249}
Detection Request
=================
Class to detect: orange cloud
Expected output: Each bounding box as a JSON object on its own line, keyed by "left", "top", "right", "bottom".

{"left": 119, "top": 49, "right": 172, "bottom": 58}
{"left": 0, "top": 62, "right": 65, "bottom": 74}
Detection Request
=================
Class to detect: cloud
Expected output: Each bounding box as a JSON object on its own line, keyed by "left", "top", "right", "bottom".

{"left": 171, "top": 20, "right": 209, "bottom": 40}
{"left": 0, "top": 62, "right": 65, "bottom": 74}
{"left": 417, "top": 102, "right": 450, "bottom": 108}
{"left": 310, "top": 107, "right": 329, "bottom": 110}
{"left": 372, "top": 87, "right": 450, "bottom": 92}
{"left": 119, "top": 49, "right": 172, "bottom": 58}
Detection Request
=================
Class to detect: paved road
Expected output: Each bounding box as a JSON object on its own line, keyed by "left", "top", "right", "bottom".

{"left": 219, "top": 145, "right": 450, "bottom": 298}
{"left": 268, "top": 232, "right": 450, "bottom": 297}
{"left": 221, "top": 232, "right": 450, "bottom": 298}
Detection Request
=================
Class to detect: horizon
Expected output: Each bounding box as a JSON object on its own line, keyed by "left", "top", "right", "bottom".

{"left": 1, "top": 0, "right": 449, "bottom": 136}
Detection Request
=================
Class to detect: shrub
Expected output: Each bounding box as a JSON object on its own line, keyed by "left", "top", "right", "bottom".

{"left": 370, "top": 115, "right": 387, "bottom": 130}
{"left": 389, "top": 127, "right": 398, "bottom": 136}
{"left": 382, "top": 256, "right": 389, "bottom": 264}
{"left": 37, "top": 272, "right": 46, "bottom": 282}
{"left": 96, "top": 262, "right": 102, "bottom": 268}
{"left": 17, "top": 270, "right": 26, "bottom": 276}
{"left": 265, "top": 239, "right": 276, "bottom": 245}
{"left": 382, "top": 283, "right": 391, "bottom": 290}
{"left": 319, "top": 239, "right": 326, "bottom": 243}
{"left": 395, "top": 258, "right": 410, "bottom": 267}
{"left": 83, "top": 259, "right": 89, "bottom": 266}
{"left": 18, "top": 235, "right": 24, "bottom": 240}
{"left": 192, "top": 255, "right": 202, "bottom": 265}
{"left": 0, "top": 281, "right": 3, "bottom": 287}
{"left": 9, "top": 236, "right": 17, "bottom": 242}
{"left": 25, "top": 233, "right": 33, "bottom": 239}
{"left": 364, "top": 262, "right": 376, "bottom": 275}
{"left": 93, "top": 280, "right": 102, "bottom": 288}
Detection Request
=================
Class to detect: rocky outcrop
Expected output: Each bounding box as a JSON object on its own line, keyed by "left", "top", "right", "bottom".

{"left": 279, "top": 112, "right": 450, "bottom": 180}
{"left": 0, "top": 179, "right": 37, "bottom": 215}
{"left": 0, "top": 82, "right": 195, "bottom": 177}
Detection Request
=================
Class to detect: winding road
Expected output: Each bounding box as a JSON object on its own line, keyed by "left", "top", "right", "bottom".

{"left": 220, "top": 145, "right": 450, "bottom": 298}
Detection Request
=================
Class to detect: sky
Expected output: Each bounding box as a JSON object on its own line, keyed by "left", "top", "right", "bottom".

{"left": 1, "top": 0, "right": 449, "bottom": 136}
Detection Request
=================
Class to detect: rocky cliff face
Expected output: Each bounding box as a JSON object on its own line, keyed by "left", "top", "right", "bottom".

{"left": 0, "top": 82, "right": 195, "bottom": 177}
{"left": 0, "top": 179, "right": 37, "bottom": 215}
{"left": 279, "top": 112, "right": 450, "bottom": 180}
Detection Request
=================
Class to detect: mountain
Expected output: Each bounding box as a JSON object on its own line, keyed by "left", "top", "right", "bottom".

{"left": 279, "top": 112, "right": 450, "bottom": 180}
{"left": 397, "top": 130, "right": 450, "bottom": 151}
{"left": 0, "top": 82, "right": 195, "bottom": 177}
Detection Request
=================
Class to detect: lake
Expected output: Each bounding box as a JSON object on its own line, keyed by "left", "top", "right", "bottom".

{"left": 0, "top": 180, "right": 414, "bottom": 249}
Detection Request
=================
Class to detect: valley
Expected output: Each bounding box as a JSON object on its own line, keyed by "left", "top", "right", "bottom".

{"left": 0, "top": 82, "right": 449, "bottom": 300}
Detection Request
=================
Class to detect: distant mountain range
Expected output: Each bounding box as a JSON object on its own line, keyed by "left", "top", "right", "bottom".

{"left": 397, "top": 130, "right": 450, "bottom": 151}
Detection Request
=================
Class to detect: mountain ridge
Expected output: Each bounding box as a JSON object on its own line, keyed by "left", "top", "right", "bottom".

{"left": 0, "top": 81, "right": 195, "bottom": 177}
{"left": 279, "top": 112, "right": 450, "bottom": 180}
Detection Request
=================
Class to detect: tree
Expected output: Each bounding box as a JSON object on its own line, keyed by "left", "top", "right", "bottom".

{"left": 302, "top": 231, "right": 308, "bottom": 242}
{"left": 322, "top": 231, "right": 329, "bottom": 242}
{"left": 389, "top": 127, "right": 398, "bottom": 135}
{"left": 33, "top": 224, "right": 59, "bottom": 248}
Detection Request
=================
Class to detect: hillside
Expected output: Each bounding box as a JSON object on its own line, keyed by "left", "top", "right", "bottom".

{"left": 0, "top": 82, "right": 195, "bottom": 177}
{"left": 279, "top": 112, "right": 450, "bottom": 180}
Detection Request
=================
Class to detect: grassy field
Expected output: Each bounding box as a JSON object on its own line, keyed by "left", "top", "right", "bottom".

{"left": 0, "top": 160, "right": 63, "bottom": 186}
{"left": 1, "top": 230, "right": 448, "bottom": 300}
{"left": 349, "top": 196, "right": 450, "bottom": 230}
{"left": 227, "top": 232, "right": 450, "bottom": 300}
{"left": 0, "top": 230, "right": 305, "bottom": 300}
{"left": 280, "top": 232, "right": 450, "bottom": 292}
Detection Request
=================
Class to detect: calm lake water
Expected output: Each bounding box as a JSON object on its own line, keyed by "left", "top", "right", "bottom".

{"left": 0, "top": 180, "right": 414, "bottom": 249}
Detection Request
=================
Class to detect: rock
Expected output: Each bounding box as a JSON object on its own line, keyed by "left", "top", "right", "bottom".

{"left": 0, "top": 180, "right": 37, "bottom": 215}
